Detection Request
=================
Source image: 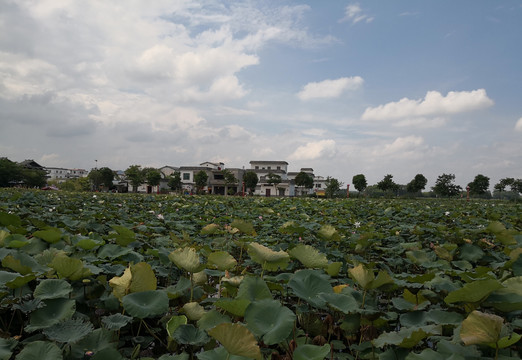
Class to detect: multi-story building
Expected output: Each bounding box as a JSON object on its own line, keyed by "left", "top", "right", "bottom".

{"left": 46, "top": 167, "right": 88, "bottom": 183}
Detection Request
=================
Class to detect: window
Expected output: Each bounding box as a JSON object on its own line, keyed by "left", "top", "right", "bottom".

{"left": 255, "top": 166, "right": 259, "bottom": 169}
{"left": 214, "top": 174, "right": 224, "bottom": 180}
{"left": 183, "top": 173, "right": 190, "bottom": 180}
{"left": 316, "top": 184, "right": 322, "bottom": 188}
{"left": 277, "top": 166, "right": 281, "bottom": 170}
{"left": 267, "top": 166, "right": 271, "bottom": 170}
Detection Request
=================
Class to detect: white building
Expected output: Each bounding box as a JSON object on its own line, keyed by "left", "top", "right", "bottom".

{"left": 46, "top": 167, "right": 88, "bottom": 183}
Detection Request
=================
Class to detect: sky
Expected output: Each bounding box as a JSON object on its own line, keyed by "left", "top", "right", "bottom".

{"left": 1, "top": 0, "right": 521, "bottom": 190}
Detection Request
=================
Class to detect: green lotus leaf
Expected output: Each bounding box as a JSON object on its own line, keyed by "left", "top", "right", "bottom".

{"left": 495, "top": 332, "right": 522, "bottom": 349}
{"left": 326, "top": 262, "right": 342, "bottom": 277}
{"left": 0, "top": 338, "right": 17, "bottom": 360}
{"left": 166, "top": 277, "right": 192, "bottom": 299}
{"left": 168, "top": 247, "right": 204, "bottom": 273}
{"left": 404, "top": 348, "right": 450, "bottom": 360}
{"left": 289, "top": 244, "right": 329, "bottom": 269}
{"left": 215, "top": 298, "right": 251, "bottom": 317}
{"left": 316, "top": 224, "right": 340, "bottom": 242}
{"left": 109, "top": 266, "right": 132, "bottom": 301}
{"left": 33, "top": 228, "right": 62, "bottom": 244}
{"left": 34, "top": 279, "right": 72, "bottom": 300}
{"left": 101, "top": 313, "right": 133, "bottom": 331}
{"left": 181, "top": 302, "right": 206, "bottom": 321}
{"left": 166, "top": 315, "right": 188, "bottom": 338}
{"left": 444, "top": 279, "right": 503, "bottom": 304}
{"left": 288, "top": 269, "right": 333, "bottom": 309}
{"left": 75, "top": 237, "right": 105, "bottom": 250}
{"left": 196, "top": 346, "right": 251, "bottom": 360}
{"left": 69, "top": 328, "right": 119, "bottom": 359}
{"left": 279, "top": 221, "right": 306, "bottom": 236}
{"left": 245, "top": 299, "right": 295, "bottom": 345}
{"left": 26, "top": 298, "right": 76, "bottom": 332}
{"left": 458, "top": 244, "right": 484, "bottom": 262}
{"left": 2, "top": 254, "right": 32, "bottom": 275}
{"left": 197, "top": 310, "right": 231, "bottom": 331}
{"left": 201, "top": 223, "right": 220, "bottom": 235}
{"left": 400, "top": 310, "right": 463, "bottom": 327}
{"left": 50, "top": 254, "right": 92, "bottom": 281}
{"left": 42, "top": 318, "right": 94, "bottom": 343}
{"left": 208, "top": 251, "right": 237, "bottom": 271}
{"left": 460, "top": 310, "right": 503, "bottom": 346}
{"left": 208, "top": 323, "right": 262, "bottom": 360}
{"left": 373, "top": 325, "right": 440, "bottom": 348}
{"left": 172, "top": 324, "right": 209, "bottom": 346}
{"left": 110, "top": 225, "right": 136, "bottom": 246}
{"left": 230, "top": 220, "right": 256, "bottom": 236}
{"left": 0, "top": 212, "right": 22, "bottom": 227}
{"left": 318, "top": 292, "right": 359, "bottom": 314}
{"left": 97, "top": 244, "right": 132, "bottom": 260}
{"left": 4, "top": 234, "right": 29, "bottom": 248}
{"left": 7, "top": 273, "right": 35, "bottom": 289}
{"left": 236, "top": 276, "right": 272, "bottom": 301}
{"left": 15, "top": 341, "right": 62, "bottom": 360}
{"left": 292, "top": 344, "right": 331, "bottom": 360}
{"left": 121, "top": 290, "right": 169, "bottom": 319}
{"left": 158, "top": 353, "right": 189, "bottom": 360}
{"left": 247, "top": 242, "right": 289, "bottom": 271}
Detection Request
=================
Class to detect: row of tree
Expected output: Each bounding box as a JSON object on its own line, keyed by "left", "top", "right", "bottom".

{"left": 0, "top": 158, "right": 48, "bottom": 188}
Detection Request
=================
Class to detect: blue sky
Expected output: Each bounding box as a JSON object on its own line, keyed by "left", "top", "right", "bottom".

{"left": 1, "top": 1, "right": 521, "bottom": 189}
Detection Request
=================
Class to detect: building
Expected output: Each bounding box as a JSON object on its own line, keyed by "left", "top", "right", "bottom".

{"left": 248, "top": 161, "right": 290, "bottom": 197}
{"left": 46, "top": 167, "right": 88, "bottom": 183}
{"left": 178, "top": 162, "right": 244, "bottom": 195}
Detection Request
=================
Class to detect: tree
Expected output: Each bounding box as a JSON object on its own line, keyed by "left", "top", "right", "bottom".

{"left": 266, "top": 172, "right": 282, "bottom": 196}
{"left": 88, "top": 169, "right": 103, "bottom": 190}
{"left": 494, "top": 177, "right": 514, "bottom": 193}
{"left": 432, "top": 173, "right": 462, "bottom": 197}
{"left": 295, "top": 171, "right": 314, "bottom": 196}
{"left": 377, "top": 174, "right": 398, "bottom": 193}
{"left": 467, "top": 174, "right": 490, "bottom": 196}
{"left": 125, "top": 165, "right": 144, "bottom": 193}
{"left": 143, "top": 168, "right": 162, "bottom": 192}
{"left": 99, "top": 167, "right": 115, "bottom": 190}
{"left": 168, "top": 172, "right": 182, "bottom": 192}
{"left": 194, "top": 170, "right": 209, "bottom": 193}
{"left": 511, "top": 179, "right": 522, "bottom": 194}
{"left": 243, "top": 171, "right": 258, "bottom": 195}
{"left": 406, "top": 174, "right": 428, "bottom": 194}
{"left": 352, "top": 174, "right": 367, "bottom": 195}
{"left": 0, "top": 157, "right": 22, "bottom": 187}
{"left": 21, "top": 168, "right": 47, "bottom": 188}
{"left": 325, "top": 176, "right": 343, "bottom": 198}
{"left": 222, "top": 169, "right": 238, "bottom": 195}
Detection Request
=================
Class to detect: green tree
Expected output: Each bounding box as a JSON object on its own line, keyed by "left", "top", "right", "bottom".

{"left": 168, "top": 172, "right": 182, "bottom": 192}
{"left": 432, "top": 173, "right": 462, "bottom": 197}
{"left": 0, "top": 157, "right": 22, "bottom": 187}
{"left": 125, "top": 165, "right": 144, "bottom": 193}
{"left": 222, "top": 169, "right": 238, "bottom": 195}
{"left": 294, "top": 171, "right": 314, "bottom": 196}
{"left": 194, "top": 170, "right": 209, "bottom": 194}
{"left": 494, "top": 177, "right": 514, "bottom": 193}
{"left": 377, "top": 174, "right": 398, "bottom": 193}
{"left": 99, "top": 167, "right": 115, "bottom": 190}
{"left": 21, "top": 168, "right": 47, "bottom": 188}
{"left": 266, "top": 172, "right": 282, "bottom": 197}
{"left": 143, "top": 168, "right": 162, "bottom": 191}
{"left": 243, "top": 171, "right": 258, "bottom": 195}
{"left": 352, "top": 174, "right": 367, "bottom": 195}
{"left": 467, "top": 174, "right": 490, "bottom": 196}
{"left": 406, "top": 174, "right": 428, "bottom": 194}
{"left": 325, "top": 176, "right": 343, "bottom": 198}
{"left": 88, "top": 169, "right": 103, "bottom": 190}
{"left": 511, "top": 179, "right": 522, "bottom": 194}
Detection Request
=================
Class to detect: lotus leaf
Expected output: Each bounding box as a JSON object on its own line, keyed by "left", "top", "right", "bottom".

{"left": 26, "top": 298, "right": 76, "bottom": 332}
{"left": 110, "top": 225, "right": 136, "bottom": 246}
{"left": 208, "top": 251, "right": 237, "bottom": 270}
{"left": 101, "top": 313, "right": 132, "bottom": 331}
{"left": 4, "top": 234, "right": 29, "bottom": 248}
{"left": 317, "top": 224, "right": 340, "bottom": 241}
{"left": 15, "top": 341, "right": 62, "bottom": 360}
{"left": 50, "top": 254, "right": 92, "bottom": 281}
{"left": 318, "top": 293, "right": 359, "bottom": 314}
{"left": 69, "top": 328, "right": 119, "bottom": 359}
{"left": 247, "top": 242, "right": 289, "bottom": 271}
{"left": 460, "top": 310, "right": 503, "bottom": 346}
{"left": 201, "top": 223, "right": 220, "bottom": 235}
{"left": 230, "top": 220, "right": 256, "bottom": 236}
{"left": 33, "top": 279, "right": 72, "bottom": 300}
{"left": 215, "top": 298, "right": 251, "bottom": 317}
{"left": 289, "top": 244, "right": 329, "bottom": 269}
{"left": 245, "top": 299, "right": 296, "bottom": 345}
{"left": 172, "top": 324, "right": 209, "bottom": 346}
{"left": 288, "top": 269, "right": 333, "bottom": 309}
{"left": 121, "top": 290, "right": 169, "bottom": 318}
{"left": 196, "top": 347, "right": 251, "bottom": 360}
{"left": 208, "top": 323, "right": 262, "bottom": 360}
{"left": 42, "top": 319, "right": 94, "bottom": 343}
{"left": 292, "top": 344, "right": 330, "bottom": 360}
{"left": 182, "top": 302, "right": 206, "bottom": 321}
{"left": 0, "top": 338, "right": 17, "bottom": 360}
{"left": 0, "top": 211, "right": 22, "bottom": 227}
{"left": 444, "top": 279, "right": 503, "bottom": 304}
{"left": 373, "top": 325, "right": 440, "bottom": 348}
{"left": 169, "top": 247, "right": 204, "bottom": 273}
{"left": 33, "top": 228, "right": 62, "bottom": 244}
{"left": 236, "top": 276, "right": 272, "bottom": 301}
{"left": 197, "top": 310, "right": 231, "bottom": 331}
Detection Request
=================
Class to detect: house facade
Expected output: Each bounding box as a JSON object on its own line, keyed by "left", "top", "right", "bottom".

{"left": 46, "top": 167, "right": 88, "bottom": 183}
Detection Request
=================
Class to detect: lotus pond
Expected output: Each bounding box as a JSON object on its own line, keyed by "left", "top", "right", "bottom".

{"left": 0, "top": 189, "right": 521, "bottom": 360}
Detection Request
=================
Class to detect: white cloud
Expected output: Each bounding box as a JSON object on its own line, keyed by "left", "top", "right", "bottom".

{"left": 339, "top": 3, "right": 374, "bottom": 24}
{"left": 362, "top": 89, "right": 494, "bottom": 121}
{"left": 515, "top": 117, "right": 522, "bottom": 131}
{"left": 297, "top": 76, "right": 364, "bottom": 100}
{"left": 289, "top": 139, "right": 337, "bottom": 160}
